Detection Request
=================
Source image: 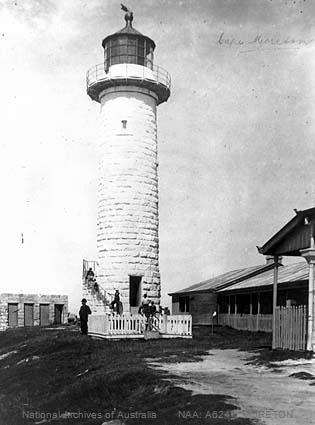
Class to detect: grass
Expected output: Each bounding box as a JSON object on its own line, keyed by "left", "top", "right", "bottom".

{"left": 0, "top": 325, "right": 311, "bottom": 425}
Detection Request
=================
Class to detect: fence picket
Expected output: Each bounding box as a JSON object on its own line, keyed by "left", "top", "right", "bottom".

{"left": 275, "top": 307, "right": 279, "bottom": 348}
{"left": 274, "top": 305, "right": 307, "bottom": 351}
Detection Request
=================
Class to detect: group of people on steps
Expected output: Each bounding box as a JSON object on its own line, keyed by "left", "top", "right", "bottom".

{"left": 81, "top": 268, "right": 170, "bottom": 334}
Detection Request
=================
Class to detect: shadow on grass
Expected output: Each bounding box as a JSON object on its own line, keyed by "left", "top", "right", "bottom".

{"left": 245, "top": 346, "right": 313, "bottom": 369}
{"left": 0, "top": 325, "right": 288, "bottom": 425}
{"left": 194, "top": 326, "right": 312, "bottom": 369}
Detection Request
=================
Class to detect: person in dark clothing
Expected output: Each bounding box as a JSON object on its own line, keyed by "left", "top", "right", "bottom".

{"left": 149, "top": 301, "right": 157, "bottom": 317}
{"left": 114, "top": 290, "right": 120, "bottom": 304}
{"left": 86, "top": 268, "right": 94, "bottom": 279}
{"left": 142, "top": 302, "right": 150, "bottom": 318}
{"left": 79, "top": 298, "right": 91, "bottom": 335}
{"left": 111, "top": 290, "right": 120, "bottom": 313}
{"left": 164, "top": 307, "right": 170, "bottom": 315}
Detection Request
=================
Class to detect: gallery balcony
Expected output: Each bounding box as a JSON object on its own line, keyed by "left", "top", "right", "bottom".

{"left": 86, "top": 63, "right": 171, "bottom": 105}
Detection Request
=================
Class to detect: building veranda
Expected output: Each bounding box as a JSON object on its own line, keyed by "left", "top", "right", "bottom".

{"left": 171, "top": 207, "right": 315, "bottom": 352}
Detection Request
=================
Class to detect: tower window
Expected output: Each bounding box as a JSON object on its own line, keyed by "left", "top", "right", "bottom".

{"left": 121, "top": 120, "right": 127, "bottom": 129}
{"left": 129, "top": 276, "right": 142, "bottom": 307}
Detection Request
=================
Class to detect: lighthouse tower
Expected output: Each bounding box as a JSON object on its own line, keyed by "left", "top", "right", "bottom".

{"left": 85, "top": 7, "right": 170, "bottom": 313}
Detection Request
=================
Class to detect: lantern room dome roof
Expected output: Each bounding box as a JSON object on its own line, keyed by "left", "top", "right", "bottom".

{"left": 102, "top": 21, "right": 155, "bottom": 50}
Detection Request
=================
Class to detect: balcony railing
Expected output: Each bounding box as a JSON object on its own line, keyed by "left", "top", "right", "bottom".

{"left": 86, "top": 63, "right": 171, "bottom": 104}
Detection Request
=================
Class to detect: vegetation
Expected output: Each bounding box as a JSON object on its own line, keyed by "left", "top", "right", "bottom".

{"left": 0, "top": 325, "right": 309, "bottom": 425}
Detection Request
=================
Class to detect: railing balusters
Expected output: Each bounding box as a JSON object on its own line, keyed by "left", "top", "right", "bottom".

{"left": 89, "top": 313, "right": 192, "bottom": 337}
{"left": 87, "top": 62, "right": 171, "bottom": 92}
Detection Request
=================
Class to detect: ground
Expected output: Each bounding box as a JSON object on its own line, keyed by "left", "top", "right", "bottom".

{"left": 0, "top": 325, "right": 313, "bottom": 425}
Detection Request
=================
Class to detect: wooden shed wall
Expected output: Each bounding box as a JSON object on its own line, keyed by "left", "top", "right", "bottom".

{"left": 171, "top": 292, "right": 218, "bottom": 325}
{"left": 190, "top": 293, "right": 217, "bottom": 325}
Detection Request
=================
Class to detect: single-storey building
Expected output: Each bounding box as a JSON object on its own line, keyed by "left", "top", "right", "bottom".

{"left": 170, "top": 207, "right": 315, "bottom": 351}
{"left": 257, "top": 207, "right": 315, "bottom": 351}
{"left": 169, "top": 257, "right": 308, "bottom": 331}
{"left": 0, "top": 293, "right": 68, "bottom": 331}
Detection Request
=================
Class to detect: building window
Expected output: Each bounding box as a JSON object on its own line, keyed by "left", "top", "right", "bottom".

{"left": 179, "top": 296, "right": 190, "bottom": 313}
{"left": 230, "top": 295, "right": 236, "bottom": 314}
{"left": 129, "top": 276, "right": 142, "bottom": 307}
{"left": 219, "top": 296, "right": 229, "bottom": 314}
{"left": 121, "top": 120, "right": 127, "bottom": 129}
{"left": 252, "top": 293, "right": 259, "bottom": 314}
{"left": 260, "top": 292, "right": 273, "bottom": 314}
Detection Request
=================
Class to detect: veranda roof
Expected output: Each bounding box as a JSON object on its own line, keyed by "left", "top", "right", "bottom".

{"left": 218, "top": 262, "right": 308, "bottom": 293}
{"left": 169, "top": 264, "right": 273, "bottom": 295}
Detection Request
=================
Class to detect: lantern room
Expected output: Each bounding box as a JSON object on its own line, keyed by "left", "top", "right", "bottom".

{"left": 102, "top": 11, "right": 155, "bottom": 71}
{"left": 86, "top": 7, "right": 170, "bottom": 105}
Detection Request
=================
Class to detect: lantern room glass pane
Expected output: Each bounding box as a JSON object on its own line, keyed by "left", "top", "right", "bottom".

{"left": 111, "top": 46, "right": 119, "bottom": 56}
{"left": 104, "top": 36, "right": 154, "bottom": 68}
{"left": 137, "top": 46, "right": 145, "bottom": 56}
{"left": 145, "top": 43, "right": 151, "bottom": 56}
{"left": 127, "top": 44, "right": 136, "bottom": 56}
{"left": 118, "top": 37, "right": 128, "bottom": 45}
{"left": 120, "top": 45, "right": 128, "bottom": 55}
{"left": 111, "top": 56, "right": 120, "bottom": 65}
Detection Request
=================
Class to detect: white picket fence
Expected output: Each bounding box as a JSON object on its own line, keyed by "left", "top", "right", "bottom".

{"left": 218, "top": 314, "right": 273, "bottom": 332}
{"left": 275, "top": 306, "right": 307, "bottom": 351}
{"left": 88, "top": 313, "right": 192, "bottom": 339}
{"left": 108, "top": 314, "right": 145, "bottom": 335}
{"left": 158, "top": 315, "right": 192, "bottom": 336}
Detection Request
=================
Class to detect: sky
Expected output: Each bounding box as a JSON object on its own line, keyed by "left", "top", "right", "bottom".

{"left": 0, "top": 0, "right": 315, "bottom": 311}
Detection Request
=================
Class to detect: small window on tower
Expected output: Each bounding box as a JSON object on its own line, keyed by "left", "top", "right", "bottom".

{"left": 121, "top": 120, "right": 127, "bottom": 129}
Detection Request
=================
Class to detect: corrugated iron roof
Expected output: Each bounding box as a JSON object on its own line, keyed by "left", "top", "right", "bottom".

{"left": 218, "top": 261, "right": 308, "bottom": 292}
{"left": 169, "top": 264, "right": 267, "bottom": 295}
{"left": 258, "top": 207, "right": 315, "bottom": 256}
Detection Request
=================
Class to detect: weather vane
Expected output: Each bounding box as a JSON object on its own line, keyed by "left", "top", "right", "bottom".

{"left": 120, "top": 3, "right": 133, "bottom": 25}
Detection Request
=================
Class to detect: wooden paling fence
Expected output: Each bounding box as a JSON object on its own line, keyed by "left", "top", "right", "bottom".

{"left": 275, "top": 306, "right": 307, "bottom": 351}
{"left": 158, "top": 315, "right": 192, "bottom": 336}
{"left": 218, "top": 314, "right": 272, "bottom": 332}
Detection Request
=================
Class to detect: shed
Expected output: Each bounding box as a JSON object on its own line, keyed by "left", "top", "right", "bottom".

{"left": 0, "top": 294, "right": 68, "bottom": 331}
{"left": 169, "top": 263, "right": 275, "bottom": 325}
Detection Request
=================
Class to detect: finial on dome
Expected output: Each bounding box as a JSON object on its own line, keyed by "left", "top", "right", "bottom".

{"left": 120, "top": 3, "right": 133, "bottom": 26}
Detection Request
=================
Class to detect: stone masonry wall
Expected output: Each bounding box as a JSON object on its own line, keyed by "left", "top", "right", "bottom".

{"left": 0, "top": 293, "right": 68, "bottom": 331}
{"left": 82, "top": 278, "right": 110, "bottom": 315}
{"left": 96, "top": 86, "right": 161, "bottom": 311}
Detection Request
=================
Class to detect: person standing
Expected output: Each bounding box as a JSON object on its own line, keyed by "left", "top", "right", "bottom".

{"left": 79, "top": 298, "right": 92, "bottom": 335}
{"left": 140, "top": 294, "right": 150, "bottom": 316}
{"left": 149, "top": 301, "right": 157, "bottom": 317}
{"left": 142, "top": 293, "right": 149, "bottom": 306}
{"left": 86, "top": 268, "right": 95, "bottom": 280}
{"left": 111, "top": 290, "right": 120, "bottom": 313}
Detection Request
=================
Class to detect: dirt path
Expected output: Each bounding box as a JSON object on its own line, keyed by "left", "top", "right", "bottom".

{"left": 148, "top": 349, "right": 315, "bottom": 425}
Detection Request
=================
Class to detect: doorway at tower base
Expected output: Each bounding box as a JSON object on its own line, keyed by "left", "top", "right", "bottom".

{"left": 88, "top": 313, "right": 192, "bottom": 339}
{"left": 82, "top": 259, "right": 161, "bottom": 315}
